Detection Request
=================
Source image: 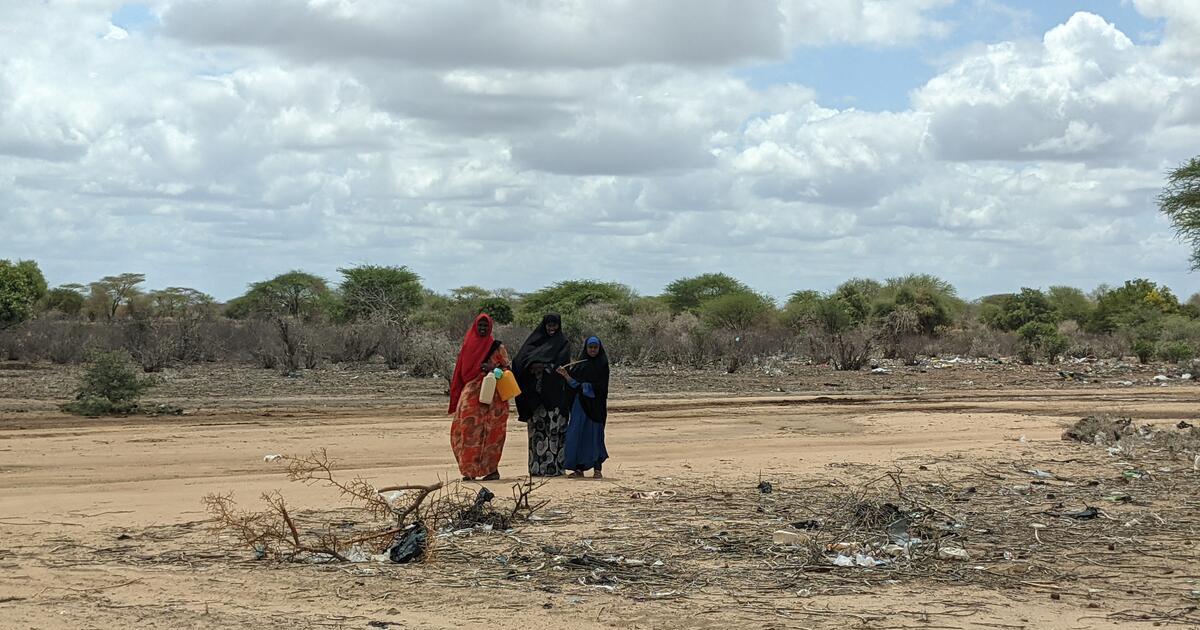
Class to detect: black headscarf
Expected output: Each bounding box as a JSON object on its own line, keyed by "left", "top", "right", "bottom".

{"left": 568, "top": 336, "right": 609, "bottom": 424}
{"left": 512, "top": 314, "right": 571, "bottom": 421}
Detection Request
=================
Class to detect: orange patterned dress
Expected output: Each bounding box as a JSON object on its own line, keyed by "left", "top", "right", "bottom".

{"left": 450, "top": 345, "right": 511, "bottom": 478}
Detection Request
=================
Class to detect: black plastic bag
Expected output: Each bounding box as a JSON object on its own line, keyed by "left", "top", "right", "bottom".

{"left": 387, "top": 523, "right": 428, "bottom": 564}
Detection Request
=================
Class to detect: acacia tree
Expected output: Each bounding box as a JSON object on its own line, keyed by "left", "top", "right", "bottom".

{"left": 662, "top": 273, "right": 752, "bottom": 314}
{"left": 148, "top": 287, "right": 216, "bottom": 319}
{"left": 337, "top": 265, "right": 423, "bottom": 324}
{"left": 518, "top": 280, "right": 635, "bottom": 329}
{"left": 238, "top": 271, "right": 331, "bottom": 321}
{"left": 1159, "top": 156, "right": 1200, "bottom": 269}
{"left": 88, "top": 273, "right": 145, "bottom": 321}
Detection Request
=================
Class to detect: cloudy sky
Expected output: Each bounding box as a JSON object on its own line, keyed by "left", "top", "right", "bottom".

{"left": 3, "top": 0, "right": 1199, "bottom": 302}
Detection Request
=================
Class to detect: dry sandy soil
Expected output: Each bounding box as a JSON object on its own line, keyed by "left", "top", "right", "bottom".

{"left": 1, "top": 359, "right": 1198, "bottom": 629}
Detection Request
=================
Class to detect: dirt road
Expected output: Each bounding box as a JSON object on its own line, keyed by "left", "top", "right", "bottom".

{"left": 1, "top": 368, "right": 1198, "bottom": 629}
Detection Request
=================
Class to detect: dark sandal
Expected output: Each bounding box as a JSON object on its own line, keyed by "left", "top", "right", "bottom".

{"left": 481, "top": 471, "right": 500, "bottom": 481}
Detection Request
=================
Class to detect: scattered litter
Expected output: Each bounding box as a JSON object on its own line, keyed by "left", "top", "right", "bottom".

{"left": 1178, "top": 421, "right": 1194, "bottom": 430}
{"left": 1103, "top": 492, "right": 1134, "bottom": 503}
{"left": 1026, "top": 469, "right": 1055, "bottom": 479}
{"left": 1182, "top": 374, "right": 1193, "bottom": 381}
{"left": 871, "top": 367, "right": 889, "bottom": 374}
{"left": 263, "top": 454, "right": 284, "bottom": 462}
{"left": 379, "top": 490, "right": 409, "bottom": 506}
{"left": 938, "top": 547, "right": 970, "bottom": 561}
{"left": 1154, "top": 375, "right": 1169, "bottom": 382}
{"left": 347, "top": 545, "right": 371, "bottom": 563}
{"left": 757, "top": 481, "right": 773, "bottom": 494}
{"left": 387, "top": 523, "right": 427, "bottom": 564}
{"left": 772, "top": 530, "right": 812, "bottom": 546}
{"left": 791, "top": 519, "right": 822, "bottom": 530}
{"left": 1063, "top": 507, "right": 1101, "bottom": 521}
{"left": 631, "top": 490, "right": 678, "bottom": 500}
{"left": 831, "top": 553, "right": 884, "bottom": 568}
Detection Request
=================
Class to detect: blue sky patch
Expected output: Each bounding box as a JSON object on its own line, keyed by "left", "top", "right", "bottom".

{"left": 738, "top": 1, "right": 1166, "bottom": 112}
{"left": 111, "top": 3, "right": 157, "bottom": 31}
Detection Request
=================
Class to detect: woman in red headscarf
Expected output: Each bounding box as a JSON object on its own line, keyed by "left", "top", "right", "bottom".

{"left": 448, "top": 314, "right": 510, "bottom": 481}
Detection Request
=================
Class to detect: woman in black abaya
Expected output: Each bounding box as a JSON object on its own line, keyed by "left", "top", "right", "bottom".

{"left": 512, "top": 314, "right": 572, "bottom": 476}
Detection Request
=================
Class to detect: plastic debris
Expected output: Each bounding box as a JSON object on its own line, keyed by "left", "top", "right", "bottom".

{"left": 1064, "top": 507, "right": 1100, "bottom": 520}
{"left": 263, "top": 454, "right": 284, "bottom": 462}
{"left": 831, "top": 553, "right": 884, "bottom": 568}
{"left": 757, "top": 481, "right": 773, "bottom": 494}
{"left": 387, "top": 523, "right": 427, "bottom": 564}
{"left": 871, "top": 367, "right": 889, "bottom": 374}
{"left": 938, "top": 547, "right": 970, "bottom": 561}
{"left": 347, "top": 545, "right": 373, "bottom": 563}
{"left": 631, "top": 490, "right": 678, "bottom": 500}
{"left": 1027, "top": 469, "right": 1055, "bottom": 479}
{"left": 1153, "top": 375, "right": 1169, "bottom": 382}
{"left": 772, "top": 530, "right": 812, "bottom": 546}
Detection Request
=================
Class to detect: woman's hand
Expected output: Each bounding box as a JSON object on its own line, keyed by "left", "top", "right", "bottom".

{"left": 555, "top": 366, "right": 570, "bottom": 379}
{"left": 480, "top": 361, "right": 494, "bottom": 373}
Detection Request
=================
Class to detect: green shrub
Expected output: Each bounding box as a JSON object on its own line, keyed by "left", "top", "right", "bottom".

{"left": 1132, "top": 339, "right": 1156, "bottom": 364}
{"left": 1017, "top": 322, "right": 1068, "bottom": 364}
{"left": 1157, "top": 341, "right": 1195, "bottom": 363}
{"left": 62, "top": 351, "right": 153, "bottom": 416}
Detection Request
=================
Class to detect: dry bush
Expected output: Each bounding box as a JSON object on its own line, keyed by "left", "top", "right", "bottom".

{"left": 0, "top": 328, "right": 23, "bottom": 360}
{"left": 612, "top": 310, "right": 672, "bottom": 365}
{"left": 240, "top": 318, "right": 326, "bottom": 373}
{"left": 656, "top": 313, "right": 719, "bottom": 368}
{"left": 122, "top": 320, "right": 175, "bottom": 372}
{"left": 205, "top": 449, "right": 544, "bottom": 563}
{"left": 930, "top": 324, "right": 1019, "bottom": 359}
{"left": 20, "top": 319, "right": 114, "bottom": 364}
{"left": 406, "top": 330, "right": 457, "bottom": 387}
{"left": 1058, "top": 321, "right": 1125, "bottom": 359}
{"left": 324, "top": 322, "right": 382, "bottom": 364}
{"left": 378, "top": 323, "right": 409, "bottom": 370}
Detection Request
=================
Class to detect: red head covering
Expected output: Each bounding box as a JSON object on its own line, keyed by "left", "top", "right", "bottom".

{"left": 448, "top": 313, "right": 495, "bottom": 413}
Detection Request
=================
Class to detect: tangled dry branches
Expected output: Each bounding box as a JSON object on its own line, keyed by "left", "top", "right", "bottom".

{"left": 204, "top": 449, "right": 544, "bottom": 563}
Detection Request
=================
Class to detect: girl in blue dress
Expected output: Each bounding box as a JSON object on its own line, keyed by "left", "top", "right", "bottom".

{"left": 557, "top": 336, "right": 610, "bottom": 479}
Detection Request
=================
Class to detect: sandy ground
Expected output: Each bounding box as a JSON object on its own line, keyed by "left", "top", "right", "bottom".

{"left": 1, "top": 361, "right": 1198, "bottom": 629}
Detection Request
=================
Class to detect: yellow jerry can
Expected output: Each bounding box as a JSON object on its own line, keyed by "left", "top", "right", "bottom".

{"left": 495, "top": 369, "right": 522, "bottom": 402}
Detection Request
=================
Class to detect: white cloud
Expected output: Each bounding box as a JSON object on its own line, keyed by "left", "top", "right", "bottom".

{"left": 783, "top": 0, "right": 954, "bottom": 46}
{"left": 1, "top": 2, "right": 1198, "bottom": 302}
{"left": 1134, "top": 0, "right": 1200, "bottom": 60}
